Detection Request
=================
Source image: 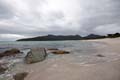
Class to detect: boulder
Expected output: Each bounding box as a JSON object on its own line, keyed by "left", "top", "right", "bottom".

{"left": 96, "top": 54, "right": 105, "bottom": 57}
{"left": 0, "top": 65, "right": 8, "bottom": 74}
{"left": 13, "top": 72, "right": 28, "bottom": 80}
{"left": 51, "top": 50, "right": 70, "bottom": 54}
{"left": 47, "top": 48, "right": 59, "bottom": 50}
{"left": 0, "top": 48, "right": 20, "bottom": 58}
{"left": 25, "top": 48, "right": 47, "bottom": 64}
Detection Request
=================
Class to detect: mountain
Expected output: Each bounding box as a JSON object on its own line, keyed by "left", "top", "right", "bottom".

{"left": 17, "top": 35, "right": 83, "bottom": 41}
{"left": 83, "top": 34, "right": 106, "bottom": 39}
{"left": 17, "top": 33, "right": 120, "bottom": 41}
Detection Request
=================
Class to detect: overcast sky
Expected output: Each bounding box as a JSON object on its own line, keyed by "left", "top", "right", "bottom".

{"left": 0, "top": 0, "right": 120, "bottom": 41}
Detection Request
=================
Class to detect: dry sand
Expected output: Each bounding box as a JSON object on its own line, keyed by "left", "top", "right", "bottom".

{"left": 24, "top": 38, "right": 120, "bottom": 80}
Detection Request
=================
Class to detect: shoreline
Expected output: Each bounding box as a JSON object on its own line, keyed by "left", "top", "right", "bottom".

{"left": 0, "top": 38, "right": 120, "bottom": 80}
{"left": 23, "top": 38, "right": 120, "bottom": 80}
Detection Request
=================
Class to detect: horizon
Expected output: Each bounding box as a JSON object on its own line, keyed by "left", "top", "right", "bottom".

{"left": 0, "top": 32, "right": 120, "bottom": 41}
{"left": 0, "top": 0, "right": 120, "bottom": 41}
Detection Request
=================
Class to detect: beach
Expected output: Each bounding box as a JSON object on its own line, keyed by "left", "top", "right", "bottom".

{"left": 0, "top": 0, "right": 120, "bottom": 80}
{"left": 0, "top": 38, "right": 120, "bottom": 80}
{"left": 22, "top": 38, "right": 120, "bottom": 80}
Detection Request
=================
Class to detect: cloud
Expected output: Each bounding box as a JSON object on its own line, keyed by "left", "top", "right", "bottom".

{"left": 94, "top": 23, "right": 120, "bottom": 34}
{"left": 0, "top": 0, "right": 120, "bottom": 40}
{"left": 0, "top": 0, "right": 14, "bottom": 19}
{"left": 79, "top": 0, "right": 120, "bottom": 35}
{"left": 0, "top": 34, "right": 26, "bottom": 41}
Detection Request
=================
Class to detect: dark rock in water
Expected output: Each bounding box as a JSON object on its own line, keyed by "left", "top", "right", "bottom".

{"left": 96, "top": 54, "right": 105, "bottom": 57}
{"left": 25, "top": 48, "right": 47, "bottom": 64}
{"left": 0, "top": 65, "right": 8, "bottom": 74}
{"left": 4, "top": 48, "right": 20, "bottom": 55}
{"left": 13, "top": 72, "right": 28, "bottom": 80}
{"left": 47, "top": 48, "right": 59, "bottom": 50}
{"left": 0, "top": 48, "right": 20, "bottom": 58}
{"left": 51, "top": 50, "right": 70, "bottom": 54}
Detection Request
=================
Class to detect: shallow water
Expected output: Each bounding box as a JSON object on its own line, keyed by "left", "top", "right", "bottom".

{"left": 0, "top": 40, "right": 118, "bottom": 64}
{"left": 0, "top": 40, "right": 101, "bottom": 63}
{"left": 0, "top": 40, "right": 97, "bottom": 49}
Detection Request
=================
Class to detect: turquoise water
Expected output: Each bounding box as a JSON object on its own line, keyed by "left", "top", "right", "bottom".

{"left": 0, "top": 40, "right": 98, "bottom": 52}
{"left": 0, "top": 40, "right": 119, "bottom": 64}
{"left": 1, "top": 40, "right": 119, "bottom": 64}
{"left": 0, "top": 40, "right": 102, "bottom": 62}
{"left": 0, "top": 40, "right": 101, "bottom": 65}
{"left": 0, "top": 40, "right": 94, "bottom": 48}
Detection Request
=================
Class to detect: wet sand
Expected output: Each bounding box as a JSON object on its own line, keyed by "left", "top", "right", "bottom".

{"left": 24, "top": 38, "right": 120, "bottom": 80}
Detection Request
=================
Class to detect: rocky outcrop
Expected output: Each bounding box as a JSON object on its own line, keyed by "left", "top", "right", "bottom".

{"left": 47, "top": 48, "right": 70, "bottom": 54}
{"left": 13, "top": 72, "right": 28, "bottom": 80}
{"left": 96, "top": 54, "right": 105, "bottom": 57}
{"left": 47, "top": 48, "right": 59, "bottom": 50}
{"left": 0, "top": 48, "right": 20, "bottom": 58}
{"left": 51, "top": 50, "right": 70, "bottom": 54}
{"left": 0, "top": 65, "right": 7, "bottom": 74}
{"left": 25, "top": 48, "right": 47, "bottom": 64}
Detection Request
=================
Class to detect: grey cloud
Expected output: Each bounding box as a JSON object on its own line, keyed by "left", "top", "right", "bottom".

{"left": 78, "top": 0, "right": 120, "bottom": 35}
{"left": 0, "top": 0, "right": 120, "bottom": 40}
{"left": 81, "top": 14, "right": 120, "bottom": 33}
{"left": 0, "top": 1, "right": 14, "bottom": 20}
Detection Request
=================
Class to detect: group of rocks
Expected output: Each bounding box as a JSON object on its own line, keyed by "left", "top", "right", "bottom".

{"left": 25, "top": 48, "right": 70, "bottom": 64}
{"left": 0, "top": 47, "right": 70, "bottom": 63}
{"left": 0, "top": 48, "right": 21, "bottom": 58}
{"left": 0, "top": 48, "right": 21, "bottom": 74}
{"left": 0, "top": 47, "right": 105, "bottom": 80}
{"left": 0, "top": 48, "right": 70, "bottom": 80}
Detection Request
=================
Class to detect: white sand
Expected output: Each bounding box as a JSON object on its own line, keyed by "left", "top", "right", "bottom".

{"left": 24, "top": 38, "right": 120, "bottom": 80}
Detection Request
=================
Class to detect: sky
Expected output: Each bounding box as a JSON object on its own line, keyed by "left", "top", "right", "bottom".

{"left": 0, "top": 0, "right": 120, "bottom": 41}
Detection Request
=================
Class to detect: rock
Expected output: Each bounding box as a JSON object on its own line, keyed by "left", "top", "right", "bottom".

{"left": 25, "top": 48, "right": 47, "bottom": 64}
{"left": 0, "top": 65, "right": 8, "bottom": 74}
{"left": 0, "top": 48, "right": 20, "bottom": 58}
{"left": 47, "top": 48, "right": 59, "bottom": 50}
{"left": 96, "top": 54, "right": 105, "bottom": 57}
{"left": 51, "top": 50, "right": 70, "bottom": 54}
{"left": 13, "top": 72, "right": 28, "bottom": 80}
{"left": 0, "top": 67, "right": 7, "bottom": 74}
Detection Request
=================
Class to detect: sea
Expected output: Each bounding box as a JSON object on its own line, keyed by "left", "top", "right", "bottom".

{"left": 0, "top": 40, "right": 98, "bottom": 51}
{"left": 0, "top": 40, "right": 120, "bottom": 79}
{"left": 0, "top": 40, "right": 101, "bottom": 60}
{"left": 0, "top": 40, "right": 119, "bottom": 64}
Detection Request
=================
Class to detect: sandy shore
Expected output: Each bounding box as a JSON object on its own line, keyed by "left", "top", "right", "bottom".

{"left": 24, "top": 38, "right": 120, "bottom": 80}
{"left": 88, "top": 38, "right": 120, "bottom": 53}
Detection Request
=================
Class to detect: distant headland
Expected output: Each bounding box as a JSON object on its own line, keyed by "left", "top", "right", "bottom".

{"left": 17, "top": 33, "right": 120, "bottom": 41}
